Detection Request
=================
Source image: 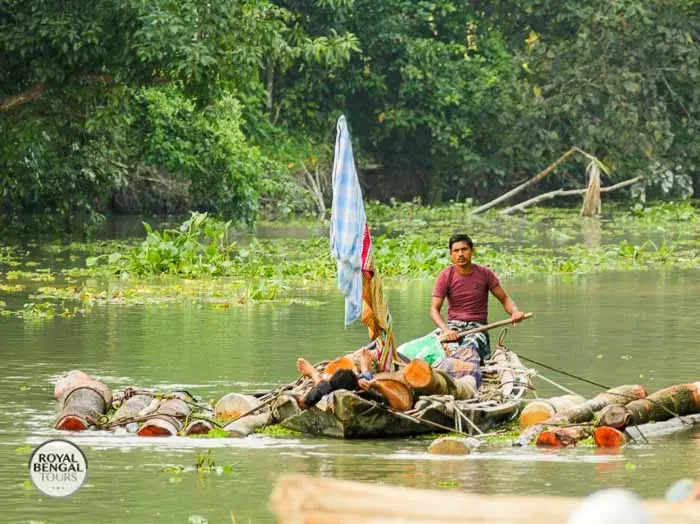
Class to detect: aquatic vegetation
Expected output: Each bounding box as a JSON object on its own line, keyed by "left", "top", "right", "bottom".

{"left": 256, "top": 424, "right": 302, "bottom": 437}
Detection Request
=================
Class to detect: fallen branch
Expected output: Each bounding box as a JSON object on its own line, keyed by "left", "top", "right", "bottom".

{"left": 499, "top": 176, "right": 644, "bottom": 215}
{"left": 469, "top": 148, "right": 576, "bottom": 215}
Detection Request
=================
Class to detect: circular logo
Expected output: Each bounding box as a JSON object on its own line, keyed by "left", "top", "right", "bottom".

{"left": 28, "top": 439, "right": 88, "bottom": 497}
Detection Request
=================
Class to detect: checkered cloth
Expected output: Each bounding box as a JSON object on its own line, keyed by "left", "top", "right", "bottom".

{"left": 330, "top": 115, "right": 368, "bottom": 327}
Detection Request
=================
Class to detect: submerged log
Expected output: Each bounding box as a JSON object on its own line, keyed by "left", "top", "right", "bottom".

{"left": 270, "top": 474, "right": 700, "bottom": 524}
{"left": 369, "top": 372, "right": 413, "bottom": 411}
{"left": 214, "top": 393, "right": 261, "bottom": 420}
{"left": 593, "top": 426, "right": 629, "bottom": 448}
{"left": 536, "top": 426, "right": 589, "bottom": 448}
{"left": 137, "top": 398, "right": 190, "bottom": 437}
{"left": 185, "top": 420, "right": 213, "bottom": 435}
{"left": 224, "top": 412, "right": 271, "bottom": 437}
{"left": 111, "top": 394, "right": 153, "bottom": 425}
{"left": 514, "top": 385, "right": 646, "bottom": 447}
{"left": 428, "top": 437, "right": 480, "bottom": 455}
{"left": 519, "top": 395, "right": 586, "bottom": 428}
{"left": 624, "top": 383, "right": 700, "bottom": 425}
{"left": 55, "top": 372, "right": 113, "bottom": 431}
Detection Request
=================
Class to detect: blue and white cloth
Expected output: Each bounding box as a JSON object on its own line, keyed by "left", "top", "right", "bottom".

{"left": 330, "top": 115, "right": 366, "bottom": 327}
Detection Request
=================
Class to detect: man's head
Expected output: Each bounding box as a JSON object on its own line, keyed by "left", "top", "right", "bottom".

{"left": 329, "top": 369, "right": 359, "bottom": 392}
{"left": 448, "top": 234, "right": 474, "bottom": 268}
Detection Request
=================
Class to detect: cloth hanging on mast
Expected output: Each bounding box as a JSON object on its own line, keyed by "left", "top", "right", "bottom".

{"left": 330, "top": 115, "right": 396, "bottom": 371}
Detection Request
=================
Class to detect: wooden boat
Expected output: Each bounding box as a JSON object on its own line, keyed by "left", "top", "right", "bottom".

{"left": 281, "top": 345, "right": 533, "bottom": 438}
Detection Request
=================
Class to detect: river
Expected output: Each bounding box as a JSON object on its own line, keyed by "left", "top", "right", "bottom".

{"left": 0, "top": 267, "right": 698, "bottom": 522}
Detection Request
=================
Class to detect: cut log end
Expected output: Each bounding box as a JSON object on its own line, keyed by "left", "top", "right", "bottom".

{"left": 370, "top": 378, "right": 413, "bottom": 412}
{"left": 428, "top": 437, "right": 478, "bottom": 455}
{"left": 404, "top": 359, "right": 433, "bottom": 389}
{"left": 536, "top": 427, "right": 588, "bottom": 448}
{"left": 593, "top": 426, "right": 629, "bottom": 448}
{"left": 137, "top": 418, "right": 178, "bottom": 437}
{"left": 325, "top": 356, "right": 356, "bottom": 376}
{"left": 55, "top": 415, "right": 88, "bottom": 432}
{"left": 519, "top": 404, "right": 554, "bottom": 429}
{"left": 184, "top": 420, "right": 213, "bottom": 436}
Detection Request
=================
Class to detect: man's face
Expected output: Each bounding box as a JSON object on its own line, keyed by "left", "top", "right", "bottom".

{"left": 450, "top": 241, "right": 473, "bottom": 267}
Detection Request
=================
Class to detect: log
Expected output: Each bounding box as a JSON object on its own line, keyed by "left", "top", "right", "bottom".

{"left": 593, "top": 426, "right": 629, "bottom": 448}
{"left": 110, "top": 394, "right": 153, "bottom": 425}
{"left": 514, "top": 385, "right": 647, "bottom": 447}
{"left": 624, "top": 383, "right": 700, "bottom": 425}
{"left": 270, "top": 474, "right": 700, "bottom": 524}
{"left": 137, "top": 398, "right": 190, "bottom": 437}
{"left": 536, "top": 426, "right": 589, "bottom": 448}
{"left": 325, "top": 356, "right": 356, "bottom": 376}
{"left": 519, "top": 395, "right": 586, "bottom": 428}
{"left": 224, "top": 412, "right": 272, "bottom": 438}
{"left": 403, "top": 360, "right": 475, "bottom": 400}
{"left": 369, "top": 372, "right": 413, "bottom": 412}
{"left": 214, "top": 393, "right": 261, "bottom": 420}
{"left": 428, "top": 437, "right": 480, "bottom": 455}
{"left": 55, "top": 374, "right": 113, "bottom": 432}
{"left": 185, "top": 420, "right": 213, "bottom": 435}
{"left": 625, "top": 413, "right": 700, "bottom": 441}
{"left": 271, "top": 394, "right": 302, "bottom": 422}
{"left": 596, "top": 405, "right": 631, "bottom": 430}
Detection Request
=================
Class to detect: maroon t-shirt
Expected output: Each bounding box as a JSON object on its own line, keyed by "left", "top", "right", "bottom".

{"left": 432, "top": 264, "right": 500, "bottom": 323}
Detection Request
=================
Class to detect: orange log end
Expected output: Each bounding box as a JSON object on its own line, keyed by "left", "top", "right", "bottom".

{"left": 536, "top": 431, "right": 566, "bottom": 448}
{"left": 593, "top": 426, "right": 628, "bottom": 448}
{"left": 403, "top": 359, "right": 432, "bottom": 389}
{"left": 55, "top": 415, "right": 88, "bottom": 431}
{"left": 137, "top": 419, "right": 177, "bottom": 437}
{"left": 325, "top": 356, "right": 356, "bottom": 376}
{"left": 519, "top": 404, "right": 553, "bottom": 428}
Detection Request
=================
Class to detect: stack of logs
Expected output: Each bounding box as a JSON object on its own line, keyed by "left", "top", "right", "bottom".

{"left": 515, "top": 382, "right": 700, "bottom": 448}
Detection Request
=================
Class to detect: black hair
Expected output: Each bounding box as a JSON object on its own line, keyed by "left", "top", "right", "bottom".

{"left": 301, "top": 369, "right": 359, "bottom": 409}
{"left": 329, "top": 369, "right": 359, "bottom": 391}
{"left": 448, "top": 233, "right": 473, "bottom": 250}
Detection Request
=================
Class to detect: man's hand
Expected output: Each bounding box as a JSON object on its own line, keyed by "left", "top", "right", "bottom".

{"left": 441, "top": 329, "right": 461, "bottom": 342}
{"left": 358, "top": 378, "right": 372, "bottom": 391}
{"left": 511, "top": 311, "right": 525, "bottom": 324}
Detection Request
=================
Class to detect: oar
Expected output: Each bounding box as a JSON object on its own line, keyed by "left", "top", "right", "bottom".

{"left": 437, "top": 312, "right": 533, "bottom": 342}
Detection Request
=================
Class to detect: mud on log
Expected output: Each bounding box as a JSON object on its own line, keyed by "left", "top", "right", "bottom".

{"left": 270, "top": 474, "right": 700, "bottom": 524}
{"left": 514, "top": 384, "right": 647, "bottom": 447}
{"left": 55, "top": 371, "right": 113, "bottom": 431}
{"left": 536, "top": 426, "right": 590, "bottom": 448}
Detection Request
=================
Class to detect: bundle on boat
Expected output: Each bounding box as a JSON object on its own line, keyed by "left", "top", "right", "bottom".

{"left": 281, "top": 346, "right": 533, "bottom": 438}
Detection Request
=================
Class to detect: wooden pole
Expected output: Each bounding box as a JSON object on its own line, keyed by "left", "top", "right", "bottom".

{"left": 270, "top": 474, "right": 700, "bottom": 524}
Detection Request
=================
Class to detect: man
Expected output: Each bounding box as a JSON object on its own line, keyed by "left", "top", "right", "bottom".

{"left": 429, "top": 233, "right": 524, "bottom": 386}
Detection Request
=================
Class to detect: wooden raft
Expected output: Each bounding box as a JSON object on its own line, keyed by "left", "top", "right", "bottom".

{"left": 270, "top": 474, "right": 700, "bottom": 524}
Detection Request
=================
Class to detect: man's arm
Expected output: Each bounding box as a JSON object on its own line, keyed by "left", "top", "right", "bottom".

{"left": 490, "top": 285, "right": 525, "bottom": 323}
{"left": 430, "top": 296, "right": 460, "bottom": 341}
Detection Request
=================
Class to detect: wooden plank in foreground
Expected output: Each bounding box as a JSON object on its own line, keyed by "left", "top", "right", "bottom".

{"left": 270, "top": 474, "right": 700, "bottom": 524}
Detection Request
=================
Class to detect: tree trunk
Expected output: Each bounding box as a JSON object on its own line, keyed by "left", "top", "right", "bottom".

{"left": 137, "top": 398, "right": 190, "bottom": 437}
{"left": 596, "top": 405, "right": 631, "bottom": 430}
{"left": 403, "top": 360, "right": 476, "bottom": 400}
{"left": 593, "top": 426, "right": 629, "bottom": 448}
{"left": 110, "top": 394, "right": 153, "bottom": 425}
{"left": 624, "top": 383, "right": 700, "bottom": 425}
{"left": 428, "top": 436, "right": 480, "bottom": 455}
{"left": 519, "top": 395, "right": 586, "bottom": 428}
{"left": 370, "top": 372, "right": 413, "bottom": 411}
{"left": 214, "top": 393, "right": 261, "bottom": 420}
{"left": 225, "top": 412, "right": 271, "bottom": 437}
{"left": 594, "top": 413, "right": 700, "bottom": 448}
{"left": 270, "top": 474, "right": 700, "bottom": 524}
{"left": 536, "top": 426, "right": 590, "bottom": 447}
{"left": 55, "top": 373, "right": 113, "bottom": 431}
{"left": 325, "top": 356, "right": 356, "bottom": 375}
{"left": 513, "top": 384, "right": 647, "bottom": 447}
{"left": 185, "top": 420, "right": 213, "bottom": 435}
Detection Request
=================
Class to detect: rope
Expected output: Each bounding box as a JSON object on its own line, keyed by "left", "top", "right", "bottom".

{"left": 518, "top": 353, "right": 689, "bottom": 425}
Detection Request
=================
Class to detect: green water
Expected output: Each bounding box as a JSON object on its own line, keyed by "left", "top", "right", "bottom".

{"left": 1, "top": 271, "right": 699, "bottom": 523}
